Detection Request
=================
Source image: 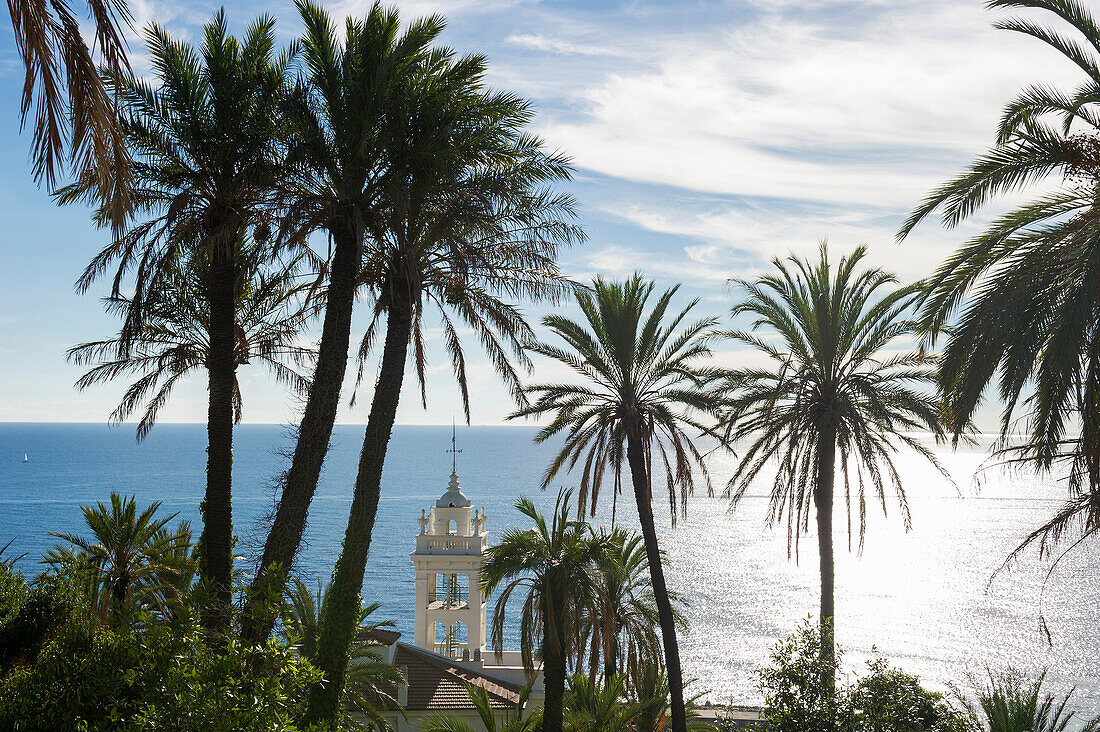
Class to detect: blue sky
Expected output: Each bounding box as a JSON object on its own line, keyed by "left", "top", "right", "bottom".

{"left": 0, "top": 0, "right": 1076, "bottom": 427}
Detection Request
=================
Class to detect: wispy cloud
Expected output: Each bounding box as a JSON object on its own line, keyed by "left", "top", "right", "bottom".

{"left": 506, "top": 33, "right": 630, "bottom": 58}
{"left": 596, "top": 196, "right": 977, "bottom": 283}
{"left": 533, "top": 1, "right": 1077, "bottom": 212}
{"left": 328, "top": 0, "right": 529, "bottom": 20}
{"left": 0, "top": 0, "right": 1061, "bottom": 427}
{"left": 575, "top": 243, "right": 735, "bottom": 286}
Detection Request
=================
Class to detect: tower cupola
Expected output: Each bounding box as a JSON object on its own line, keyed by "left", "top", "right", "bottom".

{"left": 437, "top": 472, "right": 472, "bottom": 508}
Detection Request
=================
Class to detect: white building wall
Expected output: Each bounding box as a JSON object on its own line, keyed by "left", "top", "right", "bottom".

{"left": 413, "top": 570, "right": 429, "bottom": 648}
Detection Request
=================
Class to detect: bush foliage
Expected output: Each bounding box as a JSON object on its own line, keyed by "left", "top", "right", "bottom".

{"left": 0, "top": 527, "right": 324, "bottom": 731}
{"left": 0, "top": 615, "right": 323, "bottom": 731}
{"left": 758, "top": 619, "right": 973, "bottom": 732}
{"left": 0, "top": 567, "right": 74, "bottom": 670}
{"left": 846, "top": 658, "right": 972, "bottom": 732}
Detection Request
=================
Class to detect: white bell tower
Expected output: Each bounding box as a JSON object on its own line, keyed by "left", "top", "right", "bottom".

{"left": 410, "top": 469, "right": 489, "bottom": 659}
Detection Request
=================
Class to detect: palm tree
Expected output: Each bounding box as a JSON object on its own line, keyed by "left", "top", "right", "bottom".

{"left": 510, "top": 275, "right": 722, "bottom": 732}
{"left": 421, "top": 682, "right": 542, "bottom": 732}
{"left": 43, "top": 492, "right": 194, "bottom": 624}
{"left": 67, "top": 243, "right": 315, "bottom": 439}
{"left": 716, "top": 245, "right": 946, "bottom": 688}
{"left": 59, "top": 12, "right": 292, "bottom": 635}
{"left": 562, "top": 672, "right": 652, "bottom": 732}
{"left": 7, "top": 0, "right": 132, "bottom": 230}
{"left": 284, "top": 579, "right": 403, "bottom": 730}
{"left": 241, "top": 0, "right": 444, "bottom": 645}
{"left": 959, "top": 669, "right": 1100, "bottom": 732}
{"left": 306, "top": 43, "right": 581, "bottom": 726}
{"left": 628, "top": 660, "right": 710, "bottom": 732}
{"left": 480, "top": 489, "right": 608, "bottom": 732}
{"left": 0, "top": 540, "right": 24, "bottom": 571}
{"left": 582, "top": 528, "right": 684, "bottom": 684}
{"left": 897, "top": 0, "right": 1100, "bottom": 572}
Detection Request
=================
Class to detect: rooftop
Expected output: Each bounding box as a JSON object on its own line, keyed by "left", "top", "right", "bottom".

{"left": 362, "top": 628, "right": 523, "bottom": 712}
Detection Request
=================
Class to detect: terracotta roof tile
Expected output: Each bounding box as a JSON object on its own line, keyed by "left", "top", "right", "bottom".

{"left": 358, "top": 627, "right": 402, "bottom": 646}
{"left": 391, "top": 644, "right": 523, "bottom": 711}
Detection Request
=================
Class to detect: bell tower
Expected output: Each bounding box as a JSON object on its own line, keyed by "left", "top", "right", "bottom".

{"left": 410, "top": 469, "right": 489, "bottom": 659}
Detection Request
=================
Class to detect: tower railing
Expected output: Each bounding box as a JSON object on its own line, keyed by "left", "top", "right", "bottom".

{"left": 433, "top": 641, "right": 470, "bottom": 659}
{"left": 417, "top": 535, "right": 484, "bottom": 553}
{"left": 429, "top": 586, "right": 469, "bottom": 607}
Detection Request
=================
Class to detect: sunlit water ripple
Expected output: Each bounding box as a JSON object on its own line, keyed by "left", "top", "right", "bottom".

{"left": 1, "top": 424, "right": 1096, "bottom": 713}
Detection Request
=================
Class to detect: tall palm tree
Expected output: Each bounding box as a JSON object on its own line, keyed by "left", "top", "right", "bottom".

{"left": 241, "top": 0, "right": 444, "bottom": 644}
{"left": 897, "top": 0, "right": 1100, "bottom": 571}
{"left": 510, "top": 275, "right": 721, "bottom": 732}
{"left": 43, "top": 492, "right": 194, "bottom": 625}
{"left": 716, "top": 245, "right": 946, "bottom": 688}
{"left": 481, "top": 490, "right": 608, "bottom": 732}
{"left": 67, "top": 244, "right": 315, "bottom": 439}
{"left": 582, "top": 528, "right": 684, "bottom": 684}
{"left": 8, "top": 0, "right": 132, "bottom": 230}
{"left": 59, "top": 12, "right": 292, "bottom": 635}
{"left": 306, "top": 45, "right": 581, "bottom": 726}
{"left": 284, "top": 579, "right": 403, "bottom": 730}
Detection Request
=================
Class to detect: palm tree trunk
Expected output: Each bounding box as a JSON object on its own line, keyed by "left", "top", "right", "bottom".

{"left": 813, "top": 422, "right": 837, "bottom": 696}
{"left": 241, "top": 219, "right": 362, "bottom": 644}
{"left": 606, "top": 631, "right": 618, "bottom": 683}
{"left": 542, "top": 603, "right": 567, "bottom": 732}
{"left": 203, "top": 247, "right": 236, "bottom": 636}
{"left": 625, "top": 428, "right": 687, "bottom": 732}
{"left": 304, "top": 296, "right": 412, "bottom": 726}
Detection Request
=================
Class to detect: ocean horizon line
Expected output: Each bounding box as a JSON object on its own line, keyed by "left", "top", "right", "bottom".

{"left": 0, "top": 421, "right": 1024, "bottom": 439}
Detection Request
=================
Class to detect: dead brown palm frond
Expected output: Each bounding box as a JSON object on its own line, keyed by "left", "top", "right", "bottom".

{"left": 8, "top": 0, "right": 134, "bottom": 231}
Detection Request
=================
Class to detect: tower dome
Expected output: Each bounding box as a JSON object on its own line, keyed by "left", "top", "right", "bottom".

{"left": 436, "top": 471, "right": 472, "bottom": 508}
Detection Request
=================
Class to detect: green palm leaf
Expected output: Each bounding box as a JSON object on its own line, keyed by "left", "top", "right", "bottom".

{"left": 511, "top": 275, "right": 721, "bottom": 732}
{"left": 43, "top": 492, "right": 194, "bottom": 625}
{"left": 899, "top": 0, "right": 1100, "bottom": 572}
{"left": 717, "top": 244, "right": 946, "bottom": 672}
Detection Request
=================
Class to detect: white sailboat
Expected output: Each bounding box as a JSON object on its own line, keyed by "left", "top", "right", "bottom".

{"left": 23, "top": 453, "right": 27, "bottom": 463}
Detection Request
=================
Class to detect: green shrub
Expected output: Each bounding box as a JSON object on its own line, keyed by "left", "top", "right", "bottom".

{"left": 0, "top": 621, "right": 152, "bottom": 730}
{"left": 0, "top": 620, "right": 323, "bottom": 731}
{"left": 845, "top": 657, "right": 972, "bottom": 732}
{"left": 758, "top": 620, "right": 841, "bottom": 732}
{"left": 759, "top": 620, "right": 972, "bottom": 732}
{"left": 0, "top": 568, "right": 75, "bottom": 669}
{"left": 131, "top": 630, "right": 323, "bottom": 731}
{"left": 0, "top": 567, "right": 31, "bottom": 665}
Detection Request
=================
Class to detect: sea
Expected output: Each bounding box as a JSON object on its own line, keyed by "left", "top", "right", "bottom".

{"left": 1, "top": 422, "right": 1098, "bottom": 714}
